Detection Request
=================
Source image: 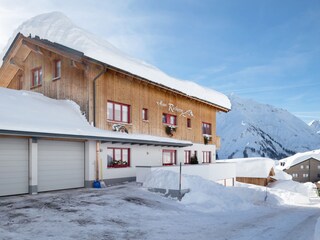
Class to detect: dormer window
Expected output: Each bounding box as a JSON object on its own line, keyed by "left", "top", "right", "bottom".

{"left": 53, "top": 60, "right": 61, "bottom": 79}
{"left": 31, "top": 67, "right": 42, "bottom": 87}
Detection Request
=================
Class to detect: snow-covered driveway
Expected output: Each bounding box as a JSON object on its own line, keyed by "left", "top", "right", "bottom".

{"left": 0, "top": 183, "right": 319, "bottom": 240}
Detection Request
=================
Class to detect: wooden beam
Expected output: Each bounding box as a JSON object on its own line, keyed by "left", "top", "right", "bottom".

{"left": 22, "top": 39, "right": 43, "bottom": 55}
{"left": 9, "top": 57, "right": 24, "bottom": 70}
{"left": 71, "top": 60, "right": 88, "bottom": 71}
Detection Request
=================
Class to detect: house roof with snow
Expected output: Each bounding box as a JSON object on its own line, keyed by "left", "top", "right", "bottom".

{"left": 0, "top": 87, "right": 192, "bottom": 147}
{"left": 217, "top": 157, "right": 275, "bottom": 178}
{"left": 0, "top": 12, "right": 231, "bottom": 112}
{"left": 278, "top": 149, "right": 320, "bottom": 170}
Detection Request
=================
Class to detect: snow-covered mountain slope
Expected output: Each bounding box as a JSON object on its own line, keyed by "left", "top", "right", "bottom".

{"left": 217, "top": 95, "right": 320, "bottom": 160}
{"left": 0, "top": 12, "right": 230, "bottom": 110}
{"left": 309, "top": 120, "right": 320, "bottom": 134}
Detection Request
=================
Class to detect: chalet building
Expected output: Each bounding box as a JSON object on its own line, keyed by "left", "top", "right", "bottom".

{"left": 217, "top": 158, "right": 275, "bottom": 186}
{"left": 0, "top": 33, "right": 231, "bottom": 196}
{"left": 278, "top": 150, "right": 320, "bottom": 183}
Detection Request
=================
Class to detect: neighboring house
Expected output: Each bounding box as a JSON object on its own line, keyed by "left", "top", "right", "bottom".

{"left": 0, "top": 31, "right": 231, "bottom": 196}
{"left": 217, "top": 158, "right": 276, "bottom": 186}
{"left": 278, "top": 150, "right": 320, "bottom": 183}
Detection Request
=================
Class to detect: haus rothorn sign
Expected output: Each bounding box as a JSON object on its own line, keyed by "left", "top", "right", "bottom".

{"left": 156, "top": 100, "right": 194, "bottom": 118}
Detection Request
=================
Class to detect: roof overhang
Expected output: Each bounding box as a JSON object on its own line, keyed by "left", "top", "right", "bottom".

{"left": 0, "top": 129, "right": 192, "bottom": 148}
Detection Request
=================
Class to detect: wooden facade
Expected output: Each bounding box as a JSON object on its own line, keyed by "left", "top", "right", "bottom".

{"left": 236, "top": 168, "right": 275, "bottom": 187}
{"left": 284, "top": 158, "right": 320, "bottom": 183}
{"left": 0, "top": 33, "right": 228, "bottom": 146}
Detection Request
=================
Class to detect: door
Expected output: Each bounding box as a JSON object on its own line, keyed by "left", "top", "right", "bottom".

{"left": 0, "top": 138, "right": 28, "bottom": 196}
{"left": 38, "top": 140, "right": 84, "bottom": 192}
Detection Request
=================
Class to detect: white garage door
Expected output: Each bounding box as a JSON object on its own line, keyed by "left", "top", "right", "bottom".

{"left": 38, "top": 140, "right": 84, "bottom": 192}
{"left": 0, "top": 138, "right": 28, "bottom": 196}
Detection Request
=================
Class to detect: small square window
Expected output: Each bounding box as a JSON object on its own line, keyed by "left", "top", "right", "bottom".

{"left": 142, "top": 108, "right": 148, "bottom": 121}
{"left": 300, "top": 165, "right": 304, "bottom": 169}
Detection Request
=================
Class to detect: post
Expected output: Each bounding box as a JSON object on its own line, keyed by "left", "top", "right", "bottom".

{"left": 179, "top": 162, "right": 182, "bottom": 201}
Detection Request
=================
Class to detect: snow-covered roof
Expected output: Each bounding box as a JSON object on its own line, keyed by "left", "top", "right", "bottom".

{"left": 0, "top": 87, "right": 192, "bottom": 147}
{"left": 217, "top": 157, "right": 275, "bottom": 178}
{"left": 0, "top": 12, "right": 231, "bottom": 111}
{"left": 278, "top": 149, "right": 320, "bottom": 170}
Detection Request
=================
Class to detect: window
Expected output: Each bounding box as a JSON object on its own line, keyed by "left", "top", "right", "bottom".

{"left": 202, "top": 151, "right": 212, "bottom": 163}
{"left": 280, "top": 162, "right": 285, "bottom": 166}
{"left": 303, "top": 173, "right": 309, "bottom": 178}
{"left": 107, "top": 148, "right": 130, "bottom": 168}
{"left": 162, "top": 150, "right": 176, "bottom": 166}
{"left": 318, "top": 165, "right": 320, "bottom": 169}
{"left": 107, "top": 101, "right": 130, "bottom": 123}
{"left": 142, "top": 108, "right": 148, "bottom": 121}
{"left": 184, "top": 150, "right": 191, "bottom": 164}
{"left": 292, "top": 173, "right": 298, "bottom": 178}
{"left": 31, "top": 67, "right": 42, "bottom": 87}
{"left": 300, "top": 165, "right": 304, "bottom": 169}
{"left": 187, "top": 118, "right": 191, "bottom": 128}
{"left": 162, "top": 113, "right": 177, "bottom": 126}
{"left": 202, "top": 122, "right": 212, "bottom": 135}
{"left": 53, "top": 60, "right": 61, "bottom": 79}
{"left": 306, "top": 165, "right": 309, "bottom": 169}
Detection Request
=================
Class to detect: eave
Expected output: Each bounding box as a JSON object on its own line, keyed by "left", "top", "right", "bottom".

{"left": 0, "top": 129, "right": 192, "bottom": 148}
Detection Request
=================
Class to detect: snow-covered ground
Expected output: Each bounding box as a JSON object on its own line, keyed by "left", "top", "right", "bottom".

{"left": 1, "top": 172, "right": 319, "bottom": 240}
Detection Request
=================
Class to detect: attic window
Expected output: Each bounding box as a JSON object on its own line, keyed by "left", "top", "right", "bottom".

{"left": 53, "top": 60, "right": 61, "bottom": 79}
{"left": 31, "top": 67, "right": 42, "bottom": 87}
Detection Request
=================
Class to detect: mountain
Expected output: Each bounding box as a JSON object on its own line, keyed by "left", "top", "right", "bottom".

{"left": 309, "top": 120, "right": 320, "bottom": 134}
{"left": 0, "top": 12, "right": 230, "bottom": 110}
{"left": 217, "top": 95, "right": 320, "bottom": 160}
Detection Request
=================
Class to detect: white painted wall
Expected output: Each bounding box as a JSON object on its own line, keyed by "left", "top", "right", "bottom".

{"left": 100, "top": 143, "right": 217, "bottom": 181}
{"left": 85, "top": 140, "right": 97, "bottom": 182}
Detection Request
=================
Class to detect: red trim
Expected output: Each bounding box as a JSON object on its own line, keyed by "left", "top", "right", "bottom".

{"left": 142, "top": 108, "right": 148, "bottom": 121}
{"left": 184, "top": 150, "right": 191, "bottom": 164}
{"left": 162, "top": 113, "right": 177, "bottom": 126}
{"left": 162, "top": 149, "right": 176, "bottom": 166}
{"left": 107, "top": 101, "right": 131, "bottom": 123}
{"left": 107, "top": 147, "right": 130, "bottom": 168}
{"left": 187, "top": 118, "right": 191, "bottom": 128}
{"left": 202, "top": 122, "right": 212, "bottom": 135}
{"left": 202, "top": 151, "right": 211, "bottom": 163}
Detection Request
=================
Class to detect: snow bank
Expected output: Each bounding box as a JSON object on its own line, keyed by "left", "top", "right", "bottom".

{"left": 143, "top": 169, "right": 281, "bottom": 212}
{"left": 273, "top": 168, "right": 292, "bottom": 180}
{"left": 1, "top": 12, "right": 231, "bottom": 110}
{"left": 269, "top": 180, "right": 318, "bottom": 204}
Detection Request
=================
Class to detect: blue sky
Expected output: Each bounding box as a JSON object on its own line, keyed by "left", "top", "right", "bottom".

{"left": 0, "top": 0, "right": 319, "bottom": 123}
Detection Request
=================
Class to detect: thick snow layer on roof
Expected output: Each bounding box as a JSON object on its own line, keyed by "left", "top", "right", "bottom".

{"left": 278, "top": 149, "right": 320, "bottom": 170}
{"left": 217, "top": 157, "right": 275, "bottom": 178}
{"left": 0, "top": 12, "right": 230, "bottom": 110}
{"left": 0, "top": 87, "right": 191, "bottom": 145}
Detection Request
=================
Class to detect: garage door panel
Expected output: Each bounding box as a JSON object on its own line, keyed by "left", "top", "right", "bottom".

{"left": 38, "top": 140, "right": 84, "bottom": 192}
{"left": 0, "top": 138, "right": 28, "bottom": 196}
